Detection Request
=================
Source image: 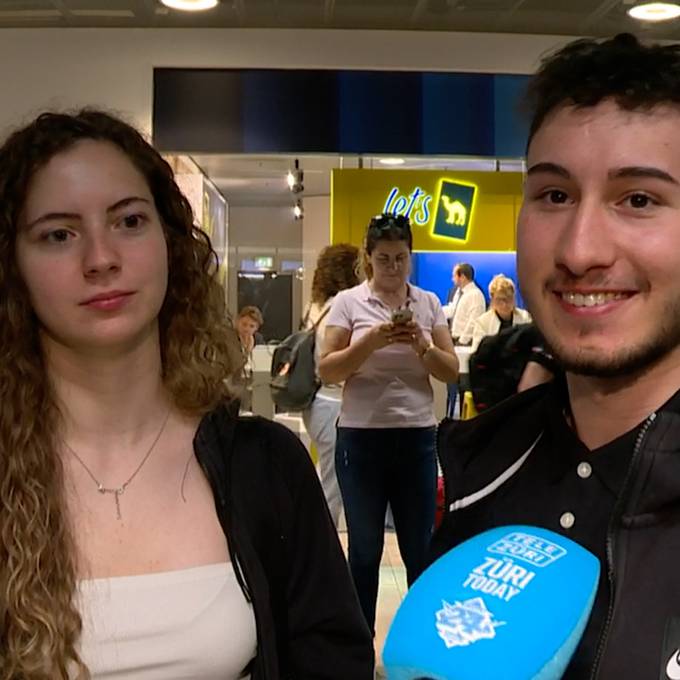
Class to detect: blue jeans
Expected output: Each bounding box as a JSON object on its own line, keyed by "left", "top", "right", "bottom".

{"left": 446, "top": 382, "right": 459, "bottom": 419}
{"left": 335, "top": 426, "right": 437, "bottom": 633}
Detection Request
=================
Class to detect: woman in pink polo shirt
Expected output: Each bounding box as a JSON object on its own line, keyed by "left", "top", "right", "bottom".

{"left": 319, "top": 213, "right": 458, "bottom": 633}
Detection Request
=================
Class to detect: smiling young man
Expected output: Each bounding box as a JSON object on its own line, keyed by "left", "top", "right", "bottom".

{"left": 431, "top": 34, "right": 680, "bottom": 679}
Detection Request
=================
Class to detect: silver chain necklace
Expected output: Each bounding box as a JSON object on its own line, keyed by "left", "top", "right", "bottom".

{"left": 63, "top": 409, "right": 171, "bottom": 521}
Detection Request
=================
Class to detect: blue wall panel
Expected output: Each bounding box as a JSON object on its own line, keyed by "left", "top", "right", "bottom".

{"left": 493, "top": 74, "right": 530, "bottom": 157}
{"left": 337, "top": 71, "right": 423, "bottom": 153}
{"left": 154, "top": 68, "right": 530, "bottom": 157}
{"left": 242, "top": 71, "right": 340, "bottom": 153}
{"left": 421, "top": 73, "right": 495, "bottom": 156}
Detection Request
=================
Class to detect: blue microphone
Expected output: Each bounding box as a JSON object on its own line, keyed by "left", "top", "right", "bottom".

{"left": 383, "top": 525, "right": 600, "bottom": 680}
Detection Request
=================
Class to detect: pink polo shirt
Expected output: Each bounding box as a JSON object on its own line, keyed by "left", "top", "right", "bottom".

{"left": 326, "top": 281, "right": 447, "bottom": 429}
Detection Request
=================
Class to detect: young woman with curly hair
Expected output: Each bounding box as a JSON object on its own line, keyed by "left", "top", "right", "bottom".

{"left": 302, "top": 243, "right": 359, "bottom": 528}
{"left": 0, "top": 109, "right": 372, "bottom": 679}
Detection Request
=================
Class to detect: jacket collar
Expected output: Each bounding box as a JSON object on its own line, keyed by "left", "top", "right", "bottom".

{"left": 545, "top": 382, "right": 635, "bottom": 495}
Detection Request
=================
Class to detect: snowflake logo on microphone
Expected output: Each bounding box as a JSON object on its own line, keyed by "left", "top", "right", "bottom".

{"left": 435, "top": 597, "right": 506, "bottom": 648}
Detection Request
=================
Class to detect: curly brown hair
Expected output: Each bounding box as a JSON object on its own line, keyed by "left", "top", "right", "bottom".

{"left": 0, "top": 109, "right": 241, "bottom": 678}
{"left": 310, "top": 243, "right": 360, "bottom": 305}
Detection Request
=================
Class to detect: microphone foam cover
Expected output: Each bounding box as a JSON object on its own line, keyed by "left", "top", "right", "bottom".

{"left": 383, "top": 525, "right": 600, "bottom": 680}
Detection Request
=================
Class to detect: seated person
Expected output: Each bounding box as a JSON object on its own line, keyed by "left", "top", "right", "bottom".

{"left": 236, "top": 305, "right": 265, "bottom": 355}
{"left": 470, "top": 274, "right": 531, "bottom": 352}
{"left": 234, "top": 305, "right": 264, "bottom": 410}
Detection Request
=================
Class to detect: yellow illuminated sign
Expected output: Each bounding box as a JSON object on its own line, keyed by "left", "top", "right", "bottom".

{"left": 332, "top": 169, "right": 521, "bottom": 252}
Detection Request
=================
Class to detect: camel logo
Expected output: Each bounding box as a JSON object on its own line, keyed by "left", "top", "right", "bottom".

{"left": 441, "top": 197, "right": 467, "bottom": 226}
{"left": 433, "top": 180, "right": 476, "bottom": 241}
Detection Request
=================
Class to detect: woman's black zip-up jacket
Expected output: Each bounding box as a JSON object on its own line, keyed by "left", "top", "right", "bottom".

{"left": 430, "top": 383, "right": 680, "bottom": 680}
{"left": 193, "top": 405, "right": 374, "bottom": 680}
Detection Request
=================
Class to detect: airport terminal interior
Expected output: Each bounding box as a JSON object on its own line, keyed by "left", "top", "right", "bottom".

{"left": 3, "top": 0, "right": 680, "bottom": 677}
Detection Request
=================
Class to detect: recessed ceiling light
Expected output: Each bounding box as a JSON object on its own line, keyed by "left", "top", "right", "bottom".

{"left": 160, "top": 0, "right": 218, "bottom": 11}
{"left": 628, "top": 2, "right": 680, "bottom": 22}
{"left": 379, "top": 158, "right": 405, "bottom": 166}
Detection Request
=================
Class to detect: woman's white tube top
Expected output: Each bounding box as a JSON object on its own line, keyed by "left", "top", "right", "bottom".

{"left": 76, "top": 562, "right": 257, "bottom": 679}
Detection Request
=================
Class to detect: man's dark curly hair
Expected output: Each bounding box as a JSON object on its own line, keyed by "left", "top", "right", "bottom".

{"left": 525, "top": 33, "right": 680, "bottom": 147}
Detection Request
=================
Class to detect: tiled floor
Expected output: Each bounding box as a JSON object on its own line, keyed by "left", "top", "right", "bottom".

{"left": 338, "top": 530, "right": 407, "bottom": 672}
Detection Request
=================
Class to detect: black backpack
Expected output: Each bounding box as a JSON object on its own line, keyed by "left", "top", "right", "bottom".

{"left": 469, "top": 323, "right": 543, "bottom": 412}
{"left": 270, "top": 307, "right": 330, "bottom": 411}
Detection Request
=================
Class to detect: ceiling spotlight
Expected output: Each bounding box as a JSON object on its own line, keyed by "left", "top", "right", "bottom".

{"left": 160, "top": 0, "right": 218, "bottom": 10}
{"left": 379, "top": 158, "right": 406, "bottom": 166}
{"left": 293, "top": 200, "right": 304, "bottom": 220}
{"left": 628, "top": 2, "right": 680, "bottom": 21}
{"left": 287, "top": 159, "right": 304, "bottom": 194}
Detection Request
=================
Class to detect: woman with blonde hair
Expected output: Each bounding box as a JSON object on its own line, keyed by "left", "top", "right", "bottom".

{"left": 470, "top": 274, "right": 532, "bottom": 352}
{"left": 0, "top": 109, "right": 372, "bottom": 679}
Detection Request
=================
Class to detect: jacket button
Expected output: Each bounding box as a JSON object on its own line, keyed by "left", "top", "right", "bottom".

{"left": 577, "top": 462, "right": 592, "bottom": 479}
{"left": 560, "top": 512, "right": 575, "bottom": 529}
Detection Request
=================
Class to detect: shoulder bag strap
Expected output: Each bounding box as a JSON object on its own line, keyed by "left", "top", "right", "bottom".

{"left": 311, "top": 304, "right": 331, "bottom": 330}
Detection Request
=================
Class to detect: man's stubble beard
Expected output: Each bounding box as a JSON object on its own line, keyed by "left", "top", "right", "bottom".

{"left": 537, "top": 297, "right": 680, "bottom": 378}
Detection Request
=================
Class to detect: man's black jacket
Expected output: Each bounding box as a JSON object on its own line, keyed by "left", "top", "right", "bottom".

{"left": 431, "top": 383, "right": 680, "bottom": 679}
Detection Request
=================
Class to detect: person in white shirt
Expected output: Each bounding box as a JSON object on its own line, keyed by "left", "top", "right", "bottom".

{"left": 442, "top": 263, "right": 487, "bottom": 416}
{"left": 470, "top": 274, "right": 532, "bottom": 352}
{"left": 442, "top": 263, "right": 486, "bottom": 346}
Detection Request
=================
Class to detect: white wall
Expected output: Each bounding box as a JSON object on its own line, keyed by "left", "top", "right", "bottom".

{"left": 0, "top": 28, "right": 573, "bottom": 135}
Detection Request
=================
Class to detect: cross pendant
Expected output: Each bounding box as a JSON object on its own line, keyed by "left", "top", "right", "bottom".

{"left": 98, "top": 484, "right": 125, "bottom": 521}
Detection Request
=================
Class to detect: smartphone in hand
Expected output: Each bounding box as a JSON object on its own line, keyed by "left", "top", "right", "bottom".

{"left": 391, "top": 308, "right": 413, "bottom": 325}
